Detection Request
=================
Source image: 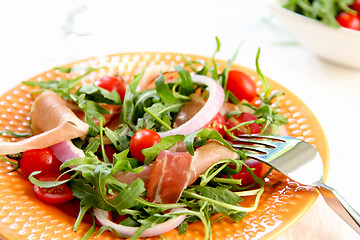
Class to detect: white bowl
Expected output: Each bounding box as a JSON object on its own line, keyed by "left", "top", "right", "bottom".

{"left": 269, "top": 0, "right": 360, "bottom": 70}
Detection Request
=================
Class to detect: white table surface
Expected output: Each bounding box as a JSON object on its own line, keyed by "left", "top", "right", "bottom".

{"left": 0, "top": 0, "right": 359, "bottom": 239}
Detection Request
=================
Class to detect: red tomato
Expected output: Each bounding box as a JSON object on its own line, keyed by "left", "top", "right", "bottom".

{"left": 222, "top": 159, "right": 263, "bottom": 186}
{"left": 351, "top": 0, "right": 360, "bottom": 13}
{"left": 20, "top": 148, "right": 62, "bottom": 177}
{"left": 33, "top": 172, "right": 74, "bottom": 204}
{"left": 129, "top": 129, "right": 161, "bottom": 163}
{"left": 336, "top": 12, "right": 360, "bottom": 31}
{"left": 203, "top": 113, "right": 226, "bottom": 136}
{"left": 226, "top": 70, "right": 257, "bottom": 102}
{"left": 225, "top": 112, "right": 262, "bottom": 139}
{"left": 95, "top": 76, "right": 126, "bottom": 101}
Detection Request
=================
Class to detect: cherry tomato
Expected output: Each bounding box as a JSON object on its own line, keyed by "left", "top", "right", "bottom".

{"left": 336, "top": 12, "right": 360, "bottom": 31}
{"left": 222, "top": 159, "right": 263, "bottom": 186}
{"left": 33, "top": 172, "right": 74, "bottom": 204}
{"left": 20, "top": 148, "right": 62, "bottom": 177}
{"left": 226, "top": 70, "right": 257, "bottom": 102}
{"left": 203, "top": 113, "right": 226, "bottom": 136}
{"left": 129, "top": 129, "right": 161, "bottom": 163}
{"left": 350, "top": 0, "right": 360, "bottom": 13}
{"left": 95, "top": 76, "right": 126, "bottom": 101}
{"left": 225, "top": 112, "right": 262, "bottom": 139}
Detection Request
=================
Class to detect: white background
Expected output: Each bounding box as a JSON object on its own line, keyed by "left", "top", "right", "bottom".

{"left": 0, "top": 0, "right": 359, "bottom": 239}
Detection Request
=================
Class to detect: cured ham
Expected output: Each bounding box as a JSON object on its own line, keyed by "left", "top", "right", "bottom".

{"left": 147, "top": 151, "right": 192, "bottom": 203}
{"left": 147, "top": 141, "right": 239, "bottom": 204}
{"left": 0, "top": 91, "right": 89, "bottom": 155}
{"left": 137, "top": 65, "right": 176, "bottom": 91}
{"left": 112, "top": 163, "right": 155, "bottom": 188}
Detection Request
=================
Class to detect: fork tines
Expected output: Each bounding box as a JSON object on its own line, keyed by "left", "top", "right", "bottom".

{"left": 230, "top": 134, "right": 286, "bottom": 155}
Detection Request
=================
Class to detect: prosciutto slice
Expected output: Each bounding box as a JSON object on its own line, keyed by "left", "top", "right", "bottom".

{"left": 112, "top": 163, "right": 155, "bottom": 188}
{"left": 0, "top": 90, "right": 89, "bottom": 155}
{"left": 137, "top": 65, "right": 176, "bottom": 91}
{"left": 147, "top": 141, "right": 239, "bottom": 204}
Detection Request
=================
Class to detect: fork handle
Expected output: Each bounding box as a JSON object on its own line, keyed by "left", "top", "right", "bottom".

{"left": 318, "top": 182, "right": 360, "bottom": 235}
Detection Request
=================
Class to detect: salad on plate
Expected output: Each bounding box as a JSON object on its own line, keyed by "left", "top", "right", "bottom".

{"left": 283, "top": 0, "right": 360, "bottom": 31}
{"left": 0, "top": 41, "right": 288, "bottom": 240}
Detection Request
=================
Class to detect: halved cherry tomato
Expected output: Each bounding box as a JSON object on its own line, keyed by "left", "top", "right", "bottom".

{"left": 222, "top": 159, "right": 263, "bottom": 186}
{"left": 20, "top": 148, "right": 62, "bottom": 177}
{"left": 226, "top": 70, "right": 257, "bottom": 102}
{"left": 95, "top": 76, "right": 126, "bottom": 101}
{"left": 33, "top": 172, "right": 74, "bottom": 204}
{"left": 129, "top": 129, "right": 161, "bottom": 163}
{"left": 351, "top": 0, "right": 360, "bottom": 13}
{"left": 336, "top": 12, "right": 360, "bottom": 31}
{"left": 203, "top": 113, "right": 226, "bottom": 136}
{"left": 225, "top": 112, "right": 262, "bottom": 139}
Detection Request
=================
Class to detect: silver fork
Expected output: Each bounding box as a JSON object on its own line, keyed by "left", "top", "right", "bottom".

{"left": 231, "top": 134, "right": 360, "bottom": 235}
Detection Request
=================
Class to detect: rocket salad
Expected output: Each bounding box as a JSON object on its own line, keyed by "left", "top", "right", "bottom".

{"left": 283, "top": 0, "right": 360, "bottom": 31}
{"left": 0, "top": 41, "right": 287, "bottom": 240}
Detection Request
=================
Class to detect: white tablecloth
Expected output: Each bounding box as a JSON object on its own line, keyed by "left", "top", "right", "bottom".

{"left": 0, "top": 0, "right": 359, "bottom": 239}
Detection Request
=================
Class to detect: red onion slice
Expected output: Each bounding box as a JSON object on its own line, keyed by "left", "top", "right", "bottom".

{"left": 94, "top": 208, "right": 186, "bottom": 238}
{"left": 50, "top": 140, "right": 85, "bottom": 163}
{"left": 158, "top": 75, "right": 225, "bottom": 138}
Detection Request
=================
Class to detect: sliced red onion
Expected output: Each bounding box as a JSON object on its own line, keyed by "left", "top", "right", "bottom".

{"left": 50, "top": 140, "right": 85, "bottom": 163}
{"left": 94, "top": 208, "right": 187, "bottom": 237}
{"left": 158, "top": 75, "right": 225, "bottom": 138}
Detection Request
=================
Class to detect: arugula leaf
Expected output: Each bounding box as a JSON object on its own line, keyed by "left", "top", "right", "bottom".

{"left": 143, "top": 134, "right": 185, "bottom": 165}
{"left": 132, "top": 89, "right": 159, "bottom": 115}
{"left": 77, "top": 94, "right": 110, "bottom": 118}
{"left": 83, "top": 138, "right": 100, "bottom": 154}
{"left": 110, "top": 179, "right": 145, "bottom": 211}
{"left": 23, "top": 67, "right": 99, "bottom": 99}
{"left": 255, "top": 48, "right": 270, "bottom": 99}
{"left": 73, "top": 205, "right": 92, "bottom": 231}
{"left": 97, "top": 225, "right": 128, "bottom": 238}
{"left": 219, "top": 41, "right": 243, "bottom": 90}
{"left": 184, "top": 128, "right": 237, "bottom": 156}
{"left": 120, "top": 70, "right": 145, "bottom": 124}
{"left": 112, "top": 150, "right": 142, "bottom": 173}
{"left": 177, "top": 221, "right": 188, "bottom": 235}
{"left": 70, "top": 178, "right": 112, "bottom": 210}
{"left": 103, "top": 126, "right": 131, "bottom": 152}
{"left": 174, "top": 65, "right": 194, "bottom": 96}
{"left": 79, "top": 218, "right": 96, "bottom": 240}
{"left": 76, "top": 84, "right": 121, "bottom": 105}
{"left": 136, "top": 102, "right": 184, "bottom": 132}
{"left": 60, "top": 154, "right": 101, "bottom": 169}
{"left": 154, "top": 73, "right": 178, "bottom": 104}
{"left": 28, "top": 171, "right": 75, "bottom": 188}
{"left": 229, "top": 211, "right": 247, "bottom": 222}
{"left": 54, "top": 66, "right": 100, "bottom": 73}
{"left": 130, "top": 215, "right": 168, "bottom": 240}
{"left": 0, "top": 130, "right": 32, "bottom": 138}
{"left": 75, "top": 93, "right": 109, "bottom": 137}
{"left": 142, "top": 104, "right": 173, "bottom": 131}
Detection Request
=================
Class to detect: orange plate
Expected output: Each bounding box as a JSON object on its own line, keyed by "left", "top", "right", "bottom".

{"left": 0, "top": 52, "right": 329, "bottom": 240}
